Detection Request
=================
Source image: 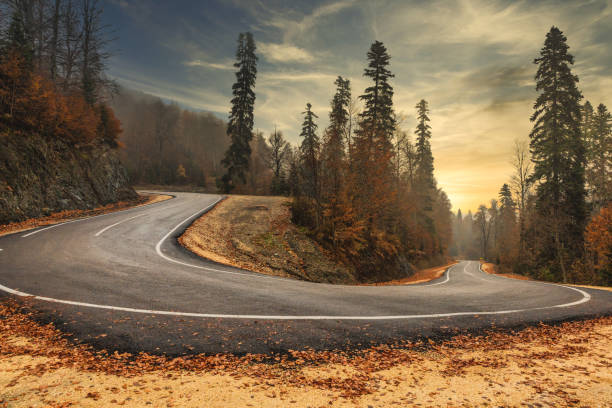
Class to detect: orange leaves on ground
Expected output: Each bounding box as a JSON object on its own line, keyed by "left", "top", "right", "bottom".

{"left": 1, "top": 296, "right": 610, "bottom": 404}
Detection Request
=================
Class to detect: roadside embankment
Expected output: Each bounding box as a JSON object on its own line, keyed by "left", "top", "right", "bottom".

{"left": 0, "top": 131, "right": 138, "bottom": 224}
{"left": 179, "top": 195, "right": 454, "bottom": 285}
{"left": 481, "top": 261, "right": 612, "bottom": 291}
{"left": 0, "top": 192, "right": 172, "bottom": 237}
{"left": 179, "top": 195, "right": 358, "bottom": 284}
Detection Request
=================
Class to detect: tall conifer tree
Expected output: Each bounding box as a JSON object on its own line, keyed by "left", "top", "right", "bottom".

{"left": 588, "top": 103, "right": 612, "bottom": 210}
{"left": 299, "top": 103, "right": 320, "bottom": 205}
{"left": 529, "top": 26, "right": 586, "bottom": 281}
{"left": 352, "top": 41, "right": 396, "bottom": 238}
{"left": 321, "top": 76, "right": 350, "bottom": 201}
{"left": 415, "top": 99, "right": 434, "bottom": 188}
{"left": 220, "top": 32, "right": 257, "bottom": 193}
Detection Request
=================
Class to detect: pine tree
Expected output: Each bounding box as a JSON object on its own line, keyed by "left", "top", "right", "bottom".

{"left": 497, "top": 183, "right": 518, "bottom": 268}
{"left": 499, "top": 183, "right": 515, "bottom": 211}
{"left": 219, "top": 32, "right": 258, "bottom": 193}
{"left": 529, "top": 26, "right": 586, "bottom": 282}
{"left": 587, "top": 104, "right": 611, "bottom": 210}
{"left": 413, "top": 99, "right": 437, "bottom": 249}
{"left": 5, "top": 7, "right": 34, "bottom": 64}
{"left": 321, "top": 76, "right": 350, "bottom": 202}
{"left": 357, "top": 41, "right": 396, "bottom": 153}
{"left": 299, "top": 103, "right": 320, "bottom": 206}
{"left": 415, "top": 99, "right": 434, "bottom": 190}
{"left": 352, "top": 41, "right": 396, "bottom": 239}
{"left": 320, "top": 77, "right": 351, "bottom": 246}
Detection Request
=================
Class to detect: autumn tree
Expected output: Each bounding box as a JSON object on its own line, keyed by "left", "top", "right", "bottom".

{"left": 529, "top": 26, "right": 586, "bottom": 282}
{"left": 585, "top": 204, "right": 612, "bottom": 285}
{"left": 220, "top": 32, "right": 257, "bottom": 193}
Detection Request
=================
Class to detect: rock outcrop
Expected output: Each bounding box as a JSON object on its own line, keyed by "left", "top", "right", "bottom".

{"left": 0, "top": 131, "right": 137, "bottom": 224}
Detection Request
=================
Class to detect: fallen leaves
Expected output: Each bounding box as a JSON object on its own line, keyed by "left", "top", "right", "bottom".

{"left": 0, "top": 297, "right": 611, "bottom": 406}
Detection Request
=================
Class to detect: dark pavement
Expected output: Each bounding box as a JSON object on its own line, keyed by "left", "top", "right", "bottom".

{"left": 1, "top": 192, "right": 610, "bottom": 355}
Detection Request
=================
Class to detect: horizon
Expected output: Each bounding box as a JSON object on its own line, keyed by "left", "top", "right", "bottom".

{"left": 103, "top": 0, "right": 611, "bottom": 212}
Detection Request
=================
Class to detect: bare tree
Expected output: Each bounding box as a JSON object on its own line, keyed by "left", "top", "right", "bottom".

{"left": 48, "top": 0, "right": 60, "bottom": 81}
{"left": 344, "top": 96, "right": 359, "bottom": 163}
{"left": 58, "top": 0, "right": 82, "bottom": 91}
{"left": 267, "top": 127, "right": 287, "bottom": 179}
{"left": 510, "top": 139, "right": 533, "bottom": 257}
{"left": 475, "top": 204, "right": 491, "bottom": 259}
{"left": 80, "top": 0, "right": 114, "bottom": 104}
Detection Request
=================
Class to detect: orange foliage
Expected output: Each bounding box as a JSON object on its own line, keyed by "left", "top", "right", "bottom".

{"left": 585, "top": 204, "right": 612, "bottom": 280}
{"left": 0, "top": 50, "right": 120, "bottom": 145}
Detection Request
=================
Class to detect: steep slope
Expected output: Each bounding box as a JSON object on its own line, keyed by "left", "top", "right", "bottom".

{"left": 0, "top": 130, "right": 136, "bottom": 224}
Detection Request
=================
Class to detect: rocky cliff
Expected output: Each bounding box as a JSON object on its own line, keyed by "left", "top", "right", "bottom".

{"left": 0, "top": 130, "right": 137, "bottom": 224}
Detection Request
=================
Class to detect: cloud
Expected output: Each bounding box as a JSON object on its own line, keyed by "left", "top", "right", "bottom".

{"left": 184, "top": 59, "right": 234, "bottom": 71}
{"left": 258, "top": 42, "right": 315, "bottom": 63}
{"left": 107, "top": 0, "right": 612, "bottom": 212}
{"left": 259, "top": 71, "right": 337, "bottom": 83}
{"left": 263, "top": 0, "right": 357, "bottom": 42}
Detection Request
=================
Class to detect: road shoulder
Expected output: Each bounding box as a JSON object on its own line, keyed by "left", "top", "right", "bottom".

{"left": 0, "top": 192, "right": 172, "bottom": 238}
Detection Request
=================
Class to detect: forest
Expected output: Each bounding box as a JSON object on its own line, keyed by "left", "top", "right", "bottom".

{"left": 0, "top": 0, "right": 121, "bottom": 146}
{"left": 451, "top": 27, "right": 611, "bottom": 286}
{"left": 2, "top": 1, "right": 608, "bottom": 285}
{"left": 218, "top": 33, "right": 453, "bottom": 280}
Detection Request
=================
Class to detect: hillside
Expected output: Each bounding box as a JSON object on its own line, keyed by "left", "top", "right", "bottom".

{"left": 179, "top": 195, "right": 440, "bottom": 284}
{"left": 179, "top": 195, "right": 359, "bottom": 284}
{"left": 0, "top": 130, "right": 136, "bottom": 224}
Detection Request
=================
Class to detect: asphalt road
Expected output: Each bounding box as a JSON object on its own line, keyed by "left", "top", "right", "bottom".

{"left": 1, "top": 192, "right": 610, "bottom": 355}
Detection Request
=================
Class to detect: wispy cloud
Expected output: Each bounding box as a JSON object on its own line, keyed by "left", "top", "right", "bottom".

{"left": 104, "top": 0, "right": 612, "bottom": 212}
{"left": 258, "top": 42, "right": 315, "bottom": 63}
{"left": 184, "top": 59, "right": 235, "bottom": 71}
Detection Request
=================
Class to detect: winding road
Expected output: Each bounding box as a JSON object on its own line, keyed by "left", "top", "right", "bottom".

{"left": 1, "top": 192, "right": 610, "bottom": 354}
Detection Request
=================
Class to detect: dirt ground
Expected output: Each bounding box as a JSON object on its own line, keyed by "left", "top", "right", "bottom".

{"left": 180, "top": 195, "right": 455, "bottom": 285}
{"left": 0, "top": 300, "right": 610, "bottom": 407}
{"left": 179, "top": 195, "right": 358, "bottom": 284}
{"left": 0, "top": 192, "right": 172, "bottom": 237}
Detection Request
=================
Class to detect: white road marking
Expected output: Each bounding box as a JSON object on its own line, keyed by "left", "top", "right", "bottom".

{"left": 423, "top": 263, "right": 458, "bottom": 286}
{"left": 0, "top": 277, "right": 591, "bottom": 319}
{"left": 153, "top": 197, "right": 269, "bottom": 279}
{"left": 20, "top": 194, "right": 176, "bottom": 238}
{"left": 0, "top": 193, "right": 594, "bottom": 321}
{"left": 95, "top": 213, "right": 146, "bottom": 237}
{"left": 22, "top": 218, "right": 84, "bottom": 237}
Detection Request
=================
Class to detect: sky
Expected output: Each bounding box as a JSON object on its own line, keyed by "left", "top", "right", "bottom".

{"left": 103, "top": 0, "right": 612, "bottom": 212}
